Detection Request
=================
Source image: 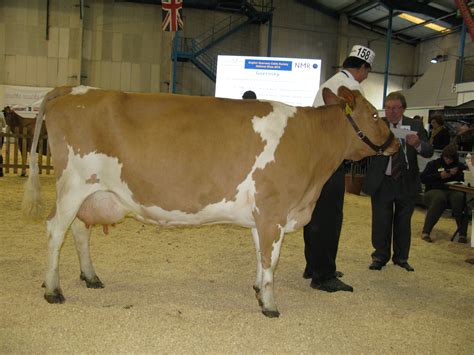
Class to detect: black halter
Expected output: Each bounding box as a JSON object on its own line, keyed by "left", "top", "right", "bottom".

{"left": 344, "top": 109, "right": 394, "bottom": 155}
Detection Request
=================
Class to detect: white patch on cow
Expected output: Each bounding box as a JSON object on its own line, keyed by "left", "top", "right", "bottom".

{"left": 282, "top": 219, "right": 297, "bottom": 233}
{"left": 235, "top": 102, "right": 297, "bottom": 215}
{"left": 252, "top": 102, "right": 296, "bottom": 169}
{"left": 76, "top": 105, "right": 86, "bottom": 109}
{"left": 71, "top": 86, "right": 96, "bottom": 96}
{"left": 272, "top": 226, "right": 285, "bottom": 264}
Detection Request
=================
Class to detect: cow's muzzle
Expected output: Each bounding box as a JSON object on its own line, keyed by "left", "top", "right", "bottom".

{"left": 345, "top": 113, "right": 395, "bottom": 155}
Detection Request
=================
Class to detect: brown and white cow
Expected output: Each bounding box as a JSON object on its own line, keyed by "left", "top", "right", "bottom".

{"left": 23, "top": 85, "right": 398, "bottom": 317}
{"left": 2, "top": 106, "right": 47, "bottom": 158}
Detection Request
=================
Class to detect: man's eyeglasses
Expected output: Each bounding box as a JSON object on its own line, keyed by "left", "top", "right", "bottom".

{"left": 385, "top": 106, "right": 403, "bottom": 111}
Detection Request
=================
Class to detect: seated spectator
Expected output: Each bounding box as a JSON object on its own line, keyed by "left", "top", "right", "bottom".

{"left": 428, "top": 115, "right": 450, "bottom": 150}
{"left": 420, "top": 144, "right": 468, "bottom": 243}
{"left": 453, "top": 123, "right": 474, "bottom": 152}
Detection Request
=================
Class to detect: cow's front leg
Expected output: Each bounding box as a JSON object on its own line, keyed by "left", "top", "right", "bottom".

{"left": 253, "top": 223, "right": 285, "bottom": 318}
{"left": 251, "top": 227, "right": 263, "bottom": 304}
{"left": 71, "top": 218, "right": 104, "bottom": 289}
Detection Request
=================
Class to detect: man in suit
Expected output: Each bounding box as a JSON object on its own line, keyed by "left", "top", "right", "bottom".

{"left": 304, "top": 45, "right": 375, "bottom": 292}
{"left": 362, "top": 91, "right": 433, "bottom": 272}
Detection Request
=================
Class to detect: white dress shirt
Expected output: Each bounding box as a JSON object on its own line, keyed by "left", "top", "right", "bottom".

{"left": 313, "top": 70, "right": 363, "bottom": 107}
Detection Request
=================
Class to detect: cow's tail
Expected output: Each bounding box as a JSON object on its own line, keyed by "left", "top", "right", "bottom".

{"left": 22, "top": 86, "right": 72, "bottom": 219}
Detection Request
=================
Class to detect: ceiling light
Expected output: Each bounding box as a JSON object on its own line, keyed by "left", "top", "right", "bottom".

{"left": 398, "top": 13, "right": 449, "bottom": 33}
{"left": 430, "top": 55, "right": 445, "bottom": 63}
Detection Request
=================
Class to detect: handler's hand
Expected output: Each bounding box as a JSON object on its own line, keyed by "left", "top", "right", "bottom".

{"left": 406, "top": 133, "right": 421, "bottom": 148}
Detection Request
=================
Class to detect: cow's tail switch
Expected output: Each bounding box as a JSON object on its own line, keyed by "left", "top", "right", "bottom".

{"left": 22, "top": 86, "right": 72, "bottom": 219}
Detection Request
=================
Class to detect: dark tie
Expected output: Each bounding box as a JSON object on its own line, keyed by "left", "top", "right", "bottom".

{"left": 391, "top": 122, "right": 402, "bottom": 180}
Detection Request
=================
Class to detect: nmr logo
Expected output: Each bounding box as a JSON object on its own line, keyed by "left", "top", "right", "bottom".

{"left": 294, "top": 62, "right": 311, "bottom": 69}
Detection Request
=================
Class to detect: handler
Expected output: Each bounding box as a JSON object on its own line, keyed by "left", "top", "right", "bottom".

{"left": 303, "top": 45, "right": 375, "bottom": 292}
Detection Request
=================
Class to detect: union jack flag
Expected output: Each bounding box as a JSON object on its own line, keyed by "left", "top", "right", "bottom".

{"left": 162, "top": 0, "right": 183, "bottom": 32}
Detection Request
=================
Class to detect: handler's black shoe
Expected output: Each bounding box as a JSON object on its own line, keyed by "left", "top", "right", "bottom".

{"left": 304, "top": 270, "right": 344, "bottom": 279}
{"left": 310, "top": 277, "right": 353, "bottom": 293}
{"left": 302, "top": 268, "right": 312, "bottom": 279}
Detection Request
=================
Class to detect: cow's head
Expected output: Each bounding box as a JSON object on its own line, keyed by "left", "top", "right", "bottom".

{"left": 2, "top": 106, "right": 20, "bottom": 128}
{"left": 323, "top": 86, "right": 399, "bottom": 160}
{"left": 2, "top": 106, "right": 14, "bottom": 127}
{"left": 2, "top": 106, "right": 12, "bottom": 117}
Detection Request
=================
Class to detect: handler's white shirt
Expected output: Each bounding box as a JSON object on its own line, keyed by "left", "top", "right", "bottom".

{"left": 312, "top": 70, "right": 363, "bottom": 107}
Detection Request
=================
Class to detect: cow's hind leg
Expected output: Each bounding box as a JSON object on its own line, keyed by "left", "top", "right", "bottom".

{"left": 252, "top": 224, "right": 285, "bottom": 318}
{"left": 43, "top": 192, "right": 88, "bottom": 304}
{"left": 44, "top": 212, "right": 71, "bottom": 304}
{"left": 71, "top": 218, "right": 104, "bottom": 289}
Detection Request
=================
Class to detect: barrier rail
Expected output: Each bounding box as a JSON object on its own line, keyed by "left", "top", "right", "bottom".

{"left": 0, "top": 127, "right": 52, "bottom": 176}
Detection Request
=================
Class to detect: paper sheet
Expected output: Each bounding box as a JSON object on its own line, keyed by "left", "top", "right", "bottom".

{"left": 391, "top": 127, "right": 417, "bottom": 139}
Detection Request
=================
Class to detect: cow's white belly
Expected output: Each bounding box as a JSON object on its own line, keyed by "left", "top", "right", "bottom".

{"left": 60, "top": 147, "right": 258, "bottom": 228}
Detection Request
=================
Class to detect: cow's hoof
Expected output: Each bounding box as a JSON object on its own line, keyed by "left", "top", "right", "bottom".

{"left": 44, "top": 290, "right": 65, "bottom": 304}
{"left": 80, "top": 273, "right": 104, "bottom": 289}
{"left": 262, "top": 309, "right": 280, "bottom": 318}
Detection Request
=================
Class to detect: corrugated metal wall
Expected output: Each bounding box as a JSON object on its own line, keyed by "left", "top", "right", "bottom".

{"left": 0, "top": 0, "right": 422, "bottom": 106}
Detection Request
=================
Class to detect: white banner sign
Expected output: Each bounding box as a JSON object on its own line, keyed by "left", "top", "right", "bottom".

{"left": 215, "top": 55, "right": 321, "bottom": 107}
{"left": 3, "top": 85, "right": 52, "bottom": 118}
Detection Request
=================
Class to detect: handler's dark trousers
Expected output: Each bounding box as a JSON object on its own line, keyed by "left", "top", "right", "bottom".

{"left": 423, "top": 189, "right": 468, "bottom": 236}
{"left": 303, "top": 164, "right": 345, "bottom": 282}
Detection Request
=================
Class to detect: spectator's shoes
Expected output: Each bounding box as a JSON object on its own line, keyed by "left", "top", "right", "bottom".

{"left": 421, "top": 233, "right": 433, "bottom": 243}
{"left": 310, "top": 277, "right": 353, "bottom": 293}
{"left": 458, "top": 236, "right": 468, "bottom": 243}
{"left": 369, "top": 260, "right": 385, "bottom": 270}
{"left": 394, "top": 261, "right": 415, "bottom": 272}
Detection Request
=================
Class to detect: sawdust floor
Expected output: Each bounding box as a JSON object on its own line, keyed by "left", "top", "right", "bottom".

{"left": 0, "top": 175, "right": 473, "bottom": 353}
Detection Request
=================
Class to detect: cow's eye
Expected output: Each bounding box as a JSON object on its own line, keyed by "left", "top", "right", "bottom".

{"left": 372, "top": 113, "right": 378, "bottom": 121}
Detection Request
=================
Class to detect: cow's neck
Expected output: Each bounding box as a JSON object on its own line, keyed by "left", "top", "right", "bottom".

{"left": 311, "top": 105, "right": 355, "bottom": 171}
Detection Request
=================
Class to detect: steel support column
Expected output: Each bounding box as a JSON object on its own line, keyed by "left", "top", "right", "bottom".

{"left": 383, "top": 7, "right": 393, "bottom": 101}
{"left": 172, "top": 31, "right": 179, "bottom": 93}
{"left": 457, "top": 21, "right": 467, "bottom": 83}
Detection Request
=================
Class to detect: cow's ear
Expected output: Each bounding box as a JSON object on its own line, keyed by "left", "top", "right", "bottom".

{"left": 322, "top": 88, "right": 344, "bottom": 106}
{"left": 337, "top": 86, "right": 356, "bottom": 109}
